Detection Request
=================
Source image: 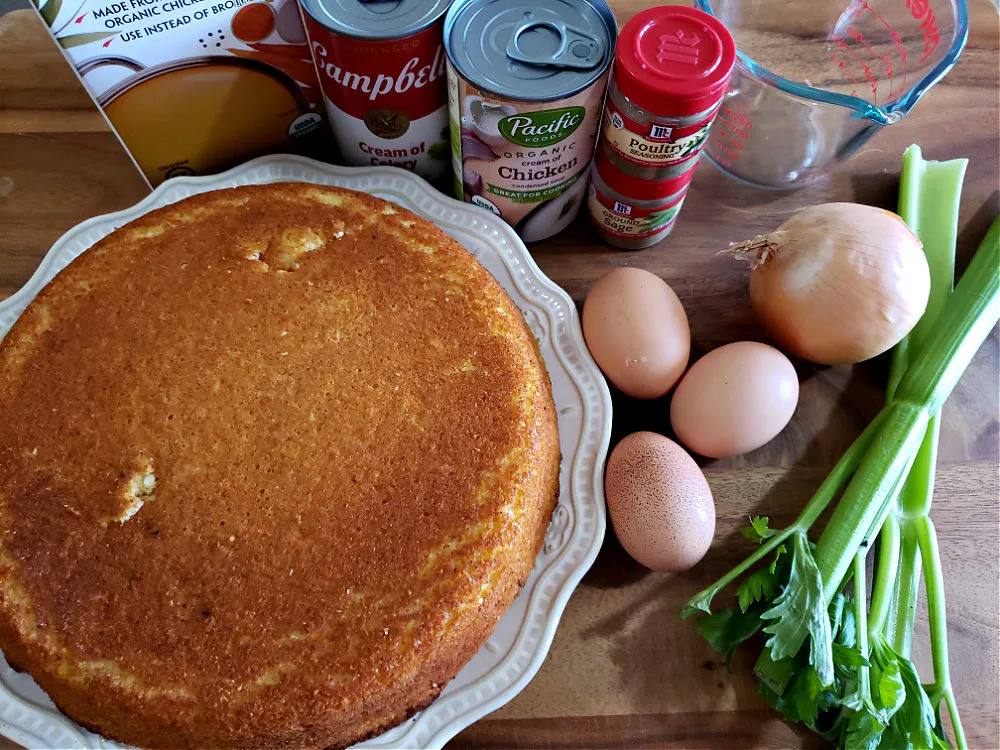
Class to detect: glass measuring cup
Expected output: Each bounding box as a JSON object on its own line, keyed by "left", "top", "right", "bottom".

{"left": 694, "top": 0, "right": 969, "bottom": 188}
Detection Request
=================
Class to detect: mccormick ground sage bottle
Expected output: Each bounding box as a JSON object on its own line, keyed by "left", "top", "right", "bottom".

{"left": 587, "top": 151, "right": 695, "bottom": 249}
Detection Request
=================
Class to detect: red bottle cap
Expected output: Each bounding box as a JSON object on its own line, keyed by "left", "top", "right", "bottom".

{"left": 594, "top": 150, "right": 696, "bottom": 201}
{"left": 614, "top": 6, "right": 736, "bottom": 118}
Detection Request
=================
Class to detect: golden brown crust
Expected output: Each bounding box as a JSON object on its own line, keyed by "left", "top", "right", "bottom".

{"left": 0, "top": 184, "right": 560, "bottom": 749}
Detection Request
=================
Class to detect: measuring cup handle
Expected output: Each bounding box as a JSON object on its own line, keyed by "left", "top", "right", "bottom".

{"left": 76, "top": 56, "right": 145, "bottom": 77}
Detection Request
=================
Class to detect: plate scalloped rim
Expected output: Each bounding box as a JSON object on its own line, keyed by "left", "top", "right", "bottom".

{"left": 0, "top": 155, "right": 612, "bottom": 750}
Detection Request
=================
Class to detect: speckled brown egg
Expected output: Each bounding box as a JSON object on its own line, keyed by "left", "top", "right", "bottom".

{"left": 604, "top": 431, "right": 715, "bottom": 572}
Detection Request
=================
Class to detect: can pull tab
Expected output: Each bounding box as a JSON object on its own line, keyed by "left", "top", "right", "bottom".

{"left": 506, "top": 20, "right": 604, "bottom": 70}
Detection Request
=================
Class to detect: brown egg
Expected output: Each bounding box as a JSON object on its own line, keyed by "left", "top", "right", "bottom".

{"left": 582, "top": 267, "right": 690, "bottom": 399}
{"left": 604, "top": 432, "right": 715, "bottom": 572}
{"left": 670, "top": 341, "right": 799, "bottom": 459}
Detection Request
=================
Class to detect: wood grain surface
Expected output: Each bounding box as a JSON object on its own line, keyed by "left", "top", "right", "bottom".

{"left": 0, "top": 2, "right": 997, "bottom": 749}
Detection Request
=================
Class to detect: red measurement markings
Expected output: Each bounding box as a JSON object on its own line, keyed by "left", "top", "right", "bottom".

{"left": 881, "top": 51, "right": 895, "bottom": 98}
{"left": 712, "top": 141, "right": 734, "bottom": 168}
{"left": 907, "top": 0, "right": 941, "bottom": 62}
{"left": 837, "top": 38, "right": 878, "bottom": 102}
{"left": 712, "top": 110, "right": 751, "bottom": 164}
{"left": 862, "top": 0, "right": 908, "bottom": 89}
{"left": 861, "top": 1, "right": 891, "bottom": 27}
{"left": 716, "top": 142, "right": 742, "bottom": 162}
{"left": 829, "top": 50, "right": 863, "bottom": 85}
{"left": 832, "top": 0, "right": 865, "bottom": 39}
{"left": 847, "top": 25, "right": 878, "bottom": 57}
{"left": 719, "top": 106, "right": 752, "bottom": 130}
{"left": 717, "top": 129, "right": 747, "bottom": 147}
{"left": 847, "top": 22, "right": 897, "bottom": 100}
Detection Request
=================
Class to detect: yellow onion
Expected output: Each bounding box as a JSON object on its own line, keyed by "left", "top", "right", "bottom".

{"left": 733, "top": 203, "right": 930, "bottom": 365}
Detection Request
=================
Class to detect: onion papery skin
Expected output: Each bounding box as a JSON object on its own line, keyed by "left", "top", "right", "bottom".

{"left": 746, "top": 203, "right": 931, "bottom": 365}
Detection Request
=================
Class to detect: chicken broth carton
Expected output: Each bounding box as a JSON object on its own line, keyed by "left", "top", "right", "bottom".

{"left": 35, "top": 0, "right": 327, "bottom": 185}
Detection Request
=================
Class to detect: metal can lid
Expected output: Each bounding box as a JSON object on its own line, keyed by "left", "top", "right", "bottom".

{"left": 614, "top": 6, "right": 736, "bottom": 117}
{"left": 594, "top": 149, "right": 695, "bottom": 201}
{"left": 298, "top": 0, "right": 452, "bottom": 40}
{"left": 444, "top": 0, "right": 617, "bottom": 101}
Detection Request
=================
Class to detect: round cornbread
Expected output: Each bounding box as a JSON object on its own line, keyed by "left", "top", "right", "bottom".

{"left": 0, "top": 184, "right": 560, "bottom": 749}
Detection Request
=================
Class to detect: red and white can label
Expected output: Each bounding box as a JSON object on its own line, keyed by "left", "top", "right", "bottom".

{"left": 587, "top": 183, "right": 685, "bottom": 238}
{"left": 601, "top": 98, "right": 720, "bottom": 168}
{"left": 302, "top": 17, "right": 450, "bottom": 180}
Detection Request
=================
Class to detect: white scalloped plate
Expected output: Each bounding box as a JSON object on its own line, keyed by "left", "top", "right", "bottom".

{"left": 0, "top": 155, "right": 612, "bottom": 750}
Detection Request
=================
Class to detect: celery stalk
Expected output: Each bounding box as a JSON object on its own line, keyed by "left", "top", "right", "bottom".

{"left": 887, "top": 146, "right": 966, "bottom": 401}
{"left": 814, "top": 223, "right": 998, "bottom": 595}
{"left": 691, "top": 218, "right": 999, "bottom": 616}
{"left": 877, "top": 146, "right": 969, "bottom": 746}
{"left": 684, "top": 148, "right": 998, "bottom": 749}
{"left": 881, "top": 147, "right": 966, "bottom": 658}
{"left": 882, "top": 148, "right": 965, "bottom": 661}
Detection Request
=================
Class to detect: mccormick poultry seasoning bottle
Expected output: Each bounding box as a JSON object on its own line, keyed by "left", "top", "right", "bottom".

{"left": 599, "top": 6, "right": 736, "bottom": 181}
{"left": 589, "top": 6, "right": 735, "bottom": 249}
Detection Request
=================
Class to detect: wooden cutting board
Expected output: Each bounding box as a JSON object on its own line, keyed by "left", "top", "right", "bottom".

{"left": 0, "top": 2, "right": 996, "bottom": 747}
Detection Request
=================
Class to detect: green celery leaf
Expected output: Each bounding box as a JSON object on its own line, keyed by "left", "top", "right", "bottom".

{"left": 829, "top": 594, "right": 846, "bottom": 643}
{"left": 880, "top": 718, "right": 912, "bottom": 750}
{"left": 758, "top": 679, "right": 785, "bottom": 714}
{"left": 847, "top": 710, "right": 887, "bottom": 750}
{"left": 739, "top": 543, "right": 791, "bottom": 614}
{"left": 832, "top": 643, "right": 870, "bottom": 669}
{"left": 681, "top": 593, "right": 713, "bottom": 618}
{"left": 816, "top": 710, "right": 852, "bottom": 745}
{"left": 932, "top": 702, "right": 951, "bottom": 747}
{"left": 876, "top": 659, "right": 905, "bottom": 718}
{"left": 769, "top": 543, "right": 788, "bottom": 574}
{"left": 755, "top": 645, "right": 798, "bottom": 696}
{"left": 839, "top": 675, "right": 866, "bottom": 712}
{"left": 741, "top": 515, "right": 776, "bottom": 544}
{"left": 760, "top": 531, "right": 835, "bottom": 686}
{"left": 696, "top": 605, "right": 764, "bottom": 662}
{"left": 837, "top": 605, "right": 857, "bottom": 648}
{"left": 737, "top": 565, "right": 779, "bottom": 613}
{"left": 870, "top": 639, "right": 906, "bottom": 723}
{"left": 885, "top": 644, "right": 937, "bottom": 748}
{"left": 785, "top": 666, "right": 826, "bottom": 726}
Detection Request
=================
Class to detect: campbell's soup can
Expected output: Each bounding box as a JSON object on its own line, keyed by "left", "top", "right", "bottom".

{"left": 299, "top": 0, "right": 451, "bottom": 181}
{"left": 444, "top": 0, "right": 617, "bottom": 242}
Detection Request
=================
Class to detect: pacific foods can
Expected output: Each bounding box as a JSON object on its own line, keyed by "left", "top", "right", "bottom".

{"left": 444, "top": 0, "right": 617, "bottom": 243}
{"left": 299, "top": 0, "right": 452, "bottom": 181}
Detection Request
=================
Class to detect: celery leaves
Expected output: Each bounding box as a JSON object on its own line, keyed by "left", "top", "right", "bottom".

{"left": 741, "top": 515, "right": 777, "bottom": 543}
{"left": 682, "top": 150, "right": 997, "bottom": 750}
{"left": 696, "top": 606, "right": 765, "bottom": 663}
{"left": 736, "top": 543, "right": 786, "bottom": 613}
{"left": 760, "top": 531, "right": 834, "bottom": 687}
